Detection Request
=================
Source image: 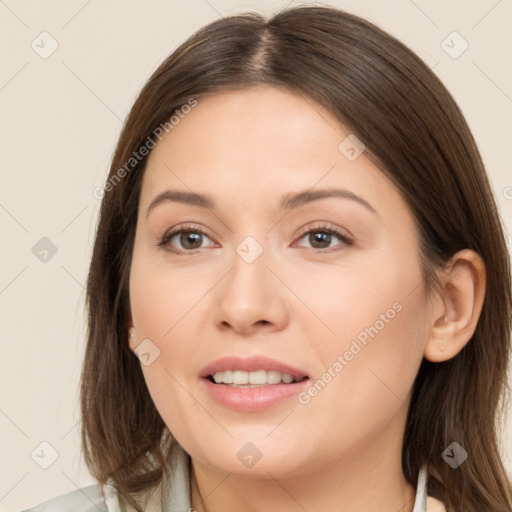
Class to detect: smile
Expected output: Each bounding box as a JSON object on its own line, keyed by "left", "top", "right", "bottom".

{"left": 210, "top": 370, "right": 306, "bottom": 386}
{"left": 200, "top": 356, "right": 310, "bottom": 411}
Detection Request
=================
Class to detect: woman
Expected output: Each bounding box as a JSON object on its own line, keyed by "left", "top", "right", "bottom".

{"left": 24, "top": 5, "right": 512, "bottom": 512}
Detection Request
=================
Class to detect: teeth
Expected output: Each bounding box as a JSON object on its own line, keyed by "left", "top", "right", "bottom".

{"left": 212, "top": 370, "right": 302, "bottom": 386}
{"left": 281, "top": 373, "right": 294, "bottom": 384}
{"left": 267, "top": 370, "right": 282, "bottom": 384}
{"left": 249, "top": 370, "right": 266, "bottom": 385}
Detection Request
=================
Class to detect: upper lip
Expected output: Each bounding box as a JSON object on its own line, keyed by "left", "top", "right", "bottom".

{"left": 200, "top": 355, "right": 309, "bottom": 380}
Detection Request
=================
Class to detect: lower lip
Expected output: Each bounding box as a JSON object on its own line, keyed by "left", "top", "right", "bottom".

{"left": 201, "top": 378, "right": 309, "bottom": 412}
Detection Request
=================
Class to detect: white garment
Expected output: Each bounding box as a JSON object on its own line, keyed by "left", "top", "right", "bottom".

{"left": 22, "top": 443, "right": 445, "bottom": 511}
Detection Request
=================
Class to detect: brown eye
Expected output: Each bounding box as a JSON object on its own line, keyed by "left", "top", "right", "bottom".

{"left": 295, "top": 227, "right": 352, "bottom": 251}
{"left": 161, "top": 228, "right": 216, "bottom": 252}
{"left": 180, "top": 231, "right": 203, "bottom": 249}
{"left": 309, "top": 231, "right": 333, "bottom": 249}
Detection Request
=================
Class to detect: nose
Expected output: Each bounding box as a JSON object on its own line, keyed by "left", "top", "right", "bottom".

{"left": 213, "top": 248, "right": 289, "bottom": 336}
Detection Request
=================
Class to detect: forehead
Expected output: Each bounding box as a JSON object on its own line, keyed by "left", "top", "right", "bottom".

{"left": 140, "top": 86, "right": 407, "bottom": 223}
{"left": 146, "top": 86, "right": 344, "bottom": 172}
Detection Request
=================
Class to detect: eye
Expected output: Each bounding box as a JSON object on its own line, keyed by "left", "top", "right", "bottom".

{"left": 158, "top": 224, "right": 351, "bottom": 253}
{"left": 294, "top": 226, "right": 353, "bottom": 251}
{"left": 159, "top": 227, "right": 216, "bottom": 252}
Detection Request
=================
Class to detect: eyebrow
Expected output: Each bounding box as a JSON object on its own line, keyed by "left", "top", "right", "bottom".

{"left": 146, "top": 187, "right": 377, "bottom": 217}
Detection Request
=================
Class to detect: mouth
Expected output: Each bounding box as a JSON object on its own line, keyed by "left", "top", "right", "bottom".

{"left": 199, "top": 356, "right": 310, "bottom": 412}
{"left": 207, "top": 370, "right": 308, "bottom": 387}
{"left": 200, "top": 355, "right": 309, "bottom": 385}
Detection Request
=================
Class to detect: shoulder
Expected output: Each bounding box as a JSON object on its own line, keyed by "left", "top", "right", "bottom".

{"left": 20, "top": 484, "right": 108, "bottom": 512}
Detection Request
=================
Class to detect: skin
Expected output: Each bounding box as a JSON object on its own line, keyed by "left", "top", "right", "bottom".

{"left": 128, "top": 86, "right": 485, "bottom": 512}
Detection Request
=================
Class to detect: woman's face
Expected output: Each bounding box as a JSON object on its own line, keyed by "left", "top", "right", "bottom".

{"left": 129, "top": 86, "right": 433, "bottom": 478}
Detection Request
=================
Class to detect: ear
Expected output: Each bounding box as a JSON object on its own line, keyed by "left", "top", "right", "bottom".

{"left": 424, "top": 249, "right": 486, "bottom": 363}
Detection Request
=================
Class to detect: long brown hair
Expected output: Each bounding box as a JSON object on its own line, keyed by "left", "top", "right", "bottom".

{"left": 81, "top": 6, "right": 512, "bottom": 511}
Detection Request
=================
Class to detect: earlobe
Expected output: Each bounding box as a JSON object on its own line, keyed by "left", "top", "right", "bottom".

{"left": 424, "top": 314, "right": 452, "bottom": 362}
{"left": 128, "top": 326, "right": 137, "bottom": 350}
{"left": 424, "top": 249, "right": 486, "bottom": 363}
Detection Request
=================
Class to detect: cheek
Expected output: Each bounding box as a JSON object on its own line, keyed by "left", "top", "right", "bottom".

{"left": 293, "top": 241, "right": 428, "bottom": 394}
{"left": 285, "top": 243, "right": 425, "bottom": 351}
{"left": 129, "top": 244, "right": 216, "bottom": 340}
{"left": 297, "top": 260, "right": 429, "bottom": 433}
{"left": 128, "top": 247, "right": 222, "bottom": 437}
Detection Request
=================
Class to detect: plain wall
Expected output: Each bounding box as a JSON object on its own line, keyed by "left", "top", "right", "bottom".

{"left": 1, "top": 0, "right": 511, "bottom": 510}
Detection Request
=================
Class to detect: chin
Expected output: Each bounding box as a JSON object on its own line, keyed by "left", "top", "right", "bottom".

{"left": 187, "top": 435, "right": 316, "bottom": 479}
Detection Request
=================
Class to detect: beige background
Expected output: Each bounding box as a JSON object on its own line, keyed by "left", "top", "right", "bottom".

{"left": 1, "top": 0, "right": 511, "bottom": 510}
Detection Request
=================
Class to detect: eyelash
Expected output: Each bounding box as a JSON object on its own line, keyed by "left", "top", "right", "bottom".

{"left": 158, "top": 223, "right": 353, "bottom": 254}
